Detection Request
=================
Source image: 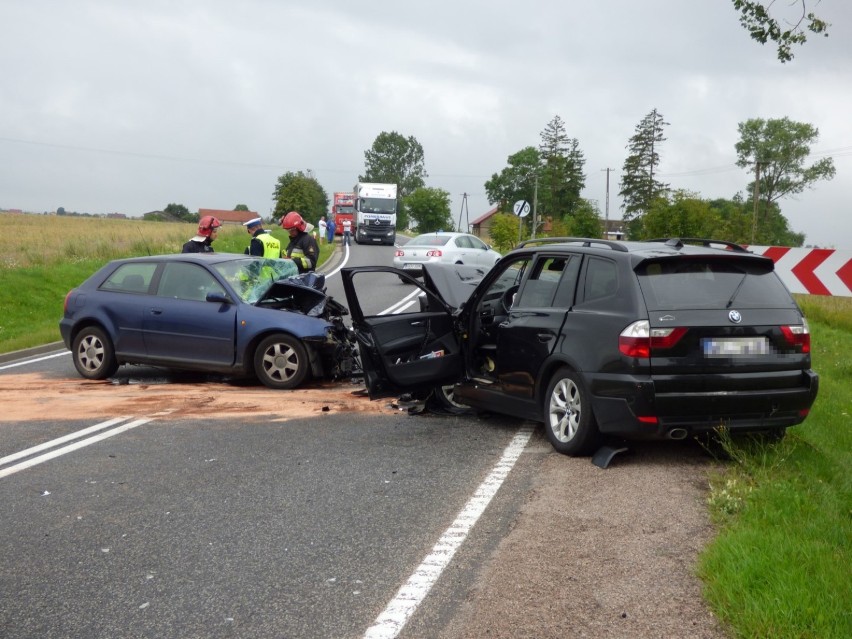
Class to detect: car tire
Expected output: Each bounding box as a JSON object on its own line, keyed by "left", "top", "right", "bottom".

{"left": 254, "top": 334, "right": 310, "bottom": 390}
{"left": 71, "top": 326, "right": 118, "bottom": 380}
{"left": 543, "top": 368, "right": 600, "bottom": 456}
{"left": 427, "top": 384, "right": 473, "bottom": 415}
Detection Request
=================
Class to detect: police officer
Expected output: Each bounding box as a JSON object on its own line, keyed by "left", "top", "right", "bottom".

{"left": 182, "top": 216, "right": 221, "bottom": 253}
{"left": 281, "top": 211, "right": 319, "bottom": 272}
{"left": 243, "top": 217, "right": 281, "bottom": 259}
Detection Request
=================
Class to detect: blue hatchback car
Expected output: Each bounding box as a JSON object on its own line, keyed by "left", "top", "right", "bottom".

{"left": 60, "top": 253, "right": 357, "bottom": 389}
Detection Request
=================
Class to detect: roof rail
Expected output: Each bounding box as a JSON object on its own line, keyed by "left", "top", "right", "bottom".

{"left": 642, "top": 238, "right": 750, "bottom": 253}
{"left": 514, "top": 237, "right": 629, "bottom": 252}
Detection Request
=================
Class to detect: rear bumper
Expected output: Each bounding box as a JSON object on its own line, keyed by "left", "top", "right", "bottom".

{"left": 589, "top": 369, "right": 819, "bottom": 438}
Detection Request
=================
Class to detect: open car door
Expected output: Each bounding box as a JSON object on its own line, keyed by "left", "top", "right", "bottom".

{"left": 341, "top": 266, "right": 463, "bottom": 399}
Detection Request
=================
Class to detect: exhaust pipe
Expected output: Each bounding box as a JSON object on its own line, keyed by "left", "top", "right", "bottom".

{"left": 667, "top": 428, "right": 688, "bottom": 440}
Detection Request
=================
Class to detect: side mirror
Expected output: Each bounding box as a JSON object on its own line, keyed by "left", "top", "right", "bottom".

{"left": 206, "top": 291, "right": 233, "bottom": 304}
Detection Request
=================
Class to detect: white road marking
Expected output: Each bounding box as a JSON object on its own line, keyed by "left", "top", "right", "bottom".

{"left": 0, "top": 350, "right": 68, "bottom": 370}
{"left": 323, "top": 242, "right": 351, "bottom": 278}
{"left": 362, "top": 427, "right": 534, "bottom": 639}
{"left": 380, "top": 289, "right": 422, "bottom": 316}
{"left": 0, "top": 416, "right": 131, "bottom": 466}
{"left": 0, "top": 417, "right": 153, "bottom": 479}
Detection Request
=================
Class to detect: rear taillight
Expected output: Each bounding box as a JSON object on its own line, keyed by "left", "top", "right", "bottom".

{"left": 619, "top": 320, "right": 687, "bottom": 358}
{"left": 63, "top": 290, "right": 73, "bottom": 313}
{"left": 426, "top": 250, "right": 443, "bottom": 257}
{"left": 780, "top": 321, "right": 811, "bottom": 353}
{"left": 395, "top": 250, "right": 405, "bottom": 257}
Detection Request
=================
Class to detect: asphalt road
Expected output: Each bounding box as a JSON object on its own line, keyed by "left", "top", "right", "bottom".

{"left": 0, "top": 241, "right": 551, "bottom": 639}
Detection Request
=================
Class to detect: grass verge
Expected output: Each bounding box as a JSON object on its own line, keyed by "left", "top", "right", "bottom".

{"left": 698, "top": 296, "right": 851, "bottom": 638}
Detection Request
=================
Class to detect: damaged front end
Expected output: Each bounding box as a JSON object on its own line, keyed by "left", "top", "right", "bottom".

{"left": 256, "top": 273, "right": 361, "bottom": 381}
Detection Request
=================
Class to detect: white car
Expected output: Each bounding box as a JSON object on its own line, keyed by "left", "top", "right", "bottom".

{"left": 393, "top": 232, "right": 501, "bottom": 276}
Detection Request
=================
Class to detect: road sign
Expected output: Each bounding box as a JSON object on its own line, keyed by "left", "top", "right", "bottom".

{"left": 513, "top": 200, "right": 531, "bottom": 218}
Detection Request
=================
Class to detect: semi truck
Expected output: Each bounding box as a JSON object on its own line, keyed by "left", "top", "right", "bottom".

{"left": 353, "top": 182, "right": 398, "bottom": 245}
{"left": 331, "top": 192, "right": 355, "bottom": 236}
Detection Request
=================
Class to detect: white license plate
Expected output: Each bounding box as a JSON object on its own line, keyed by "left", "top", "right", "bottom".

{"left": 402, "top": 264, "right": 421, "bottom": 270}
{"left": 702, "top": 337, "right": 770, "bottom": 357}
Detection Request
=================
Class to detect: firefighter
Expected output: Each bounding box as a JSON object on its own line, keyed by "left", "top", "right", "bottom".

{"left": 182, "top": 216, "right": 221, "bottom": 253}
{"left": 281, "top": 211, "right": 319, "bottom": 272}
{"left": 242, "top": 217, "right": 281, "bottom": 259}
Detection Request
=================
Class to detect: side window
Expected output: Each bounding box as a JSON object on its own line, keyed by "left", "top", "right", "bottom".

{"left": 469, "top": 236, "right": 487, "bottom": 251}
{"left": 581, "top": 257, "right": 618, "bottom": 303}
{"left": 99, "top": 263, "right": 157, "bottom": 294}
{"left": 475, "top": 257, "right": 530, "bottom": 314}
{"left": 552, "top": 256, "right": 581, "bottom": 307}
{"left": 157, "top": 263, "right": 225, "bottom": 301}
{"left": 455, "top": 235, "right": 473, "bottom": 249}
{"left": 515, "top": 257, "right": 566, "bottom": 308}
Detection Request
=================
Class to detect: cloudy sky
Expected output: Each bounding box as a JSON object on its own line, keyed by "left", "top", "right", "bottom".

{"left": 2, "top": 0, "right": 850, "bottom": 248}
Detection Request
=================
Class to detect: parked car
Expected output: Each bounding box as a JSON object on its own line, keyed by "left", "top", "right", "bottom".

{"left": 393, "top": 232, "right": 501, "bottom": 276}
{"left": 60, "top": 254, "right": 358, "bottom": 389}
{"left": 342, "top": 237, "right": 819, "bottom": 456}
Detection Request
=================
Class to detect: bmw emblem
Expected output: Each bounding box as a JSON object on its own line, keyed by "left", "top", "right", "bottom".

{"left": 728, "top": 310, "right": 742, "bottom": 324}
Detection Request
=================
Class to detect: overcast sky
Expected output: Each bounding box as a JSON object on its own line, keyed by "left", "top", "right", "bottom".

{"left": 2, "top": 0, "right": 850, "bottom": 248}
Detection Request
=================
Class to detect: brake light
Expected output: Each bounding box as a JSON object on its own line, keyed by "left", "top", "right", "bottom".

{"left": 63, "top": 290, "right": 73, "bottom": 313}
{"left": 780, "top": 322, "right": 811, "bottom": 353}
{"left": 619, "top": 321, "right": 687, "bottom": 358}
{"left": 395, "top": 250, "right": 405, "bottom": 257}
{"left": 426, "top": 250, "right": 443, "bottom": 257}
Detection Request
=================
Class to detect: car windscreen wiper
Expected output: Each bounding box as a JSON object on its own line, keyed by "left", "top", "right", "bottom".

{"left": 726, "top": 273, "right": 748, "bottom": 308}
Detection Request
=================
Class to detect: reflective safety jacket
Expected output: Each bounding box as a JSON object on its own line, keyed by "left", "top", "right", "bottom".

{"left": 248, "top": 229, "right": 281, "bottom": 259}
{"left": 286, "top": 231, "right": 319, "bottom": 272}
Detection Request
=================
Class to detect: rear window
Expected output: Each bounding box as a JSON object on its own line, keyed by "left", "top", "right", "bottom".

{"left": 409, "top": 234, "right": 452, "bottom": 247}
{"left": 636, "top": 258, "right": 794, "bottom": 311}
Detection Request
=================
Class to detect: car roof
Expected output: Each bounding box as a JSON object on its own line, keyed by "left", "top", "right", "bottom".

{"left": 410, "top": 232, "right": 472, "bottom": 239}
{"left": 109, "top": 253, "right": 255, "bottom": 266}
{"left": 510, "top": 237, "right": 773, "bottom": 264}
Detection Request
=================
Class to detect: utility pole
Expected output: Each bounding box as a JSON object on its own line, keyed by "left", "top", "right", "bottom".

{"left": 457, "top": 193, "right": 469, "bottom": 232}
{"left": 531, "top": 175, "right": 539, "bottom": 238}
{"left": 601, "top": 168, "right": 612, "bottom": 239}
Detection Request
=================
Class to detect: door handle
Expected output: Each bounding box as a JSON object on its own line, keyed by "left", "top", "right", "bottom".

{"left": 537, "top": 333, "right": 551, "bottom": 342}
{"left": 410, "top": 320, "right": 425, "bottom": 326}
{"left": 149, "top": 308, "right": 163, "bottom": 315}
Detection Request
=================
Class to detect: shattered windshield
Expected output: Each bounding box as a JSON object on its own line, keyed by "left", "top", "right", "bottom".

{"left": 214, "top": 257, "right": 300, "bottom": 303}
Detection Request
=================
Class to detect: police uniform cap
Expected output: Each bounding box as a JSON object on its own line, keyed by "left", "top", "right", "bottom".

{"left": 243, "top": 217, "right": 263, "bottom": 227}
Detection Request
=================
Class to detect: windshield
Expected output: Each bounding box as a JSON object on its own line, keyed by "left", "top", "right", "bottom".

{"left": 360, "top": 197, "right": 396, "bottom": 214}
{"left": 213, "top": 257, "right": 299, "bottom": 303}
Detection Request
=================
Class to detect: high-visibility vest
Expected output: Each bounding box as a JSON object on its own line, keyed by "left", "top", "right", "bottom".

{"left": 257, "top": 231, "right": 281, "bottom": 259}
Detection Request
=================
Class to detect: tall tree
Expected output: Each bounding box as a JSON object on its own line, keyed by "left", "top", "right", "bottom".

{"left": 735, "top": 116, "right": 835, "bottom": 240}
{"left": 538, "top": 115, "right": 586, "bottom": 218}
{"left": 405, "top": 187, "right": 453, "bottom": 233}
{"left": 732, "top": 0, "right": 829, "bottom": 62}
{"left": 272, "top": 171, "right": 329, "bottom": 224}
{"left": 360, "top": 131, "right": 428, "bottom": 231}
{"left": 234, "top": 204, "right": 250, "bottom": 212}
{"left": 484, "top": 146, "right": 541, "bottom": 214}
{"left": 619, "top": 109, "right": 670, "bottom": 225}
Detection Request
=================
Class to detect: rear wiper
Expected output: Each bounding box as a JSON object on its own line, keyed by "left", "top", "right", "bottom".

{"left": 726, "top": 273, "right": 747, "bottom": 308}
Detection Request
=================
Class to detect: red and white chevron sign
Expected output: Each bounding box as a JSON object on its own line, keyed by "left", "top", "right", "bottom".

{"left": 745, "top": 246, "right": 852, "bottom": 297}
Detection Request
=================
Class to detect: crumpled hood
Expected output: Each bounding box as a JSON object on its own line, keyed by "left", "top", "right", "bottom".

{"left": 421, "top": 263, "right": 490, "bottom": 311}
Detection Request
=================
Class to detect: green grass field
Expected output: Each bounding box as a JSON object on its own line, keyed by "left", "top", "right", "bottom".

{"left": 2, "top": 212, "right": 849, "bottom": 637}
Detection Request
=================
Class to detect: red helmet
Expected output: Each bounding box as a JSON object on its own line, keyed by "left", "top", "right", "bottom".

{"left": 198, "top": 215, "right": 222, "bottom": 238}
{"left": 281, "top": 211, "right": 307, "bottom": 232}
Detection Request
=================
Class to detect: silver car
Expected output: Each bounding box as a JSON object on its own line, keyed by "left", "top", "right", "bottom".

{"left": 393, "top": 232, "right": 501, "bottom": 276}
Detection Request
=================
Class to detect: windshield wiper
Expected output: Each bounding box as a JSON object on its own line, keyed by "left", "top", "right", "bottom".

{"left": 726, "top": 273, "right": 748, "bottom": 308}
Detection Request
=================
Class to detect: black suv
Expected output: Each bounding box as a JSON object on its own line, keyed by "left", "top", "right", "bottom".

{"left": 341, "top": 238, "right": 819, "bottom": 456}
